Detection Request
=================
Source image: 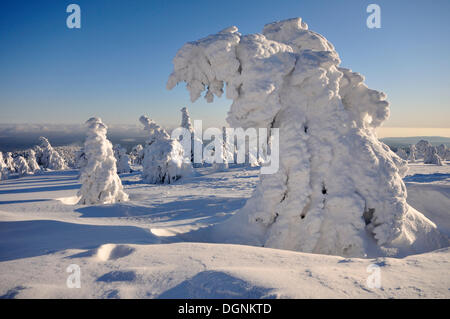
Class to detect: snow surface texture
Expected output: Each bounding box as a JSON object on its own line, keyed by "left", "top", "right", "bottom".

{"left": 167, "top": 18, "right": 447, "bottom": 257}
{"left": 36, "top": 137, "right": 67, "bottom": 171}
{"left": 77, "top": 118, "right": 129, "bottom": 205}
{"left": 0, "top": 164, "right": 448, "bottom": 298}
{"left": 140, "top": 115, "right": 193, "bottom": 184}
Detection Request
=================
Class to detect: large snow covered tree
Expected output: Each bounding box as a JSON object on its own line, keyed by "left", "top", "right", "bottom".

{"left": 167, "top": 18, "right": 447, "bottom": 257}
{"left": 37, "top": 137, "right": 67, "bottom": 170}
{"left": 78, "top": 117, "right": 129, "bottom": 205}
{"left": 140, "top": 115, "right": 192, "bottom": 184}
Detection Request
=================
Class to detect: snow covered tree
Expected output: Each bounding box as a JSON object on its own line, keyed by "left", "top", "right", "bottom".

{"left": 38, "top": 137, "right": 67, "bottom": 170}
{"left": 26, "top": 149, "right": 40, "bottom": 173}
{"left": 4, "top": 152, "right": 15, "bottom": 174}
{"left": 415, "top": 140, "right": 432, "bottom": 158}
{"left": 140, "top": 115, "right": 192, "bottom": 184}
{"left": 167, "top": 18, "right": 446, "bottom": 257}
{"left": 424, "top": 146, "right": 444, "bottom": 166}
{"left": 130, "top": 144, "right": 144, "bottom": 165}
{"left": 408, "top": 144, "right": 416, "bottom": 163}
{"left": 14, "top": 156, "right": 31, "bottom": 177}
{"left": 179, "top": 107, "right": 203, "bottom": 165}
{"left": 113, "top": 144, "right": 132, "bottom": 174}
{"left": 0, "top": 152, "right": 8, "bottom": 180}
{"left": 395, "top": 148, "right": 407, "bottom": 160}
{"left": 78, "top": 117, "right": 129, "bottom": 205}
{"left": 436, "top": 144, "right": 449, "bottom": 161}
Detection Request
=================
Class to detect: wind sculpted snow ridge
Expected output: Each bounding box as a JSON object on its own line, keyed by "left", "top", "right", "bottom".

{"left": 167, "top": 18, "right": 448, "bottom": 257}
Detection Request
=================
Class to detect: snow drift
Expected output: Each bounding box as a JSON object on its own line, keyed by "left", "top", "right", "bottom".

{"left": 167, "top": 18, "right": 448, "bottom": 257}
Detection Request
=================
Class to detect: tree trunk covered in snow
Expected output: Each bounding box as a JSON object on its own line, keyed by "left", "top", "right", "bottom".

{"left": 167, "top": 18, "right": 447, "bottom": 257}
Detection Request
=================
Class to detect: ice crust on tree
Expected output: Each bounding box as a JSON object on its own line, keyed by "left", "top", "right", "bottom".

{"left": 37, "top": 137, "right": 67, "bottom": 171}
{"left": 167, "top": 18, "right": 447, "bottom": 257}
{"left": 77, "top": 117, "right": 129, "bottom": 205}
{"left": 140, "top": 115, "right": 193, "bottom": 184}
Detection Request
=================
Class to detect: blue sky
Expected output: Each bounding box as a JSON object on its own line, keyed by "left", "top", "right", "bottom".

{"left": 0, "top": 0, "right": 449, "bottom": 132}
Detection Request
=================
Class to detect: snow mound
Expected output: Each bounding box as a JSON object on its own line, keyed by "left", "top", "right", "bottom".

{"left": 167, "top": 17, "right": 448, "bottom": 257}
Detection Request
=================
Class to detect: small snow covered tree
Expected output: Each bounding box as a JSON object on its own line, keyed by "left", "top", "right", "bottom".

{"left": 167, "top": 18, "right": 446, "bottom": 257}
{"left": 424, "top": 146, "right": 444, "bottom": 166}
{"left": 113, "top": 144, "right": 132, "bottom": 174}
{"left": 436, "top": 144, "right": 449, "bottom": 161}
{"left": 38, "top": 137, "right": 67, "bottom": 170}
{"left": 140, "top": 115, "right": 192, "bottom": 184}
{"left": 78, "top": 117, "right": 129, "bottom": 205}
{"left": 0, "top": 152, "right": 8, "bottom": 180}
{"left": 395, "top": 148, "right": 407, "bottom": 160}
{"left": 415, "top": 140, "right": 432, "bottom": 158}
{"left": 407, "top": 144, "right": 417, "bottom": 163}
{"left": 4, "top": 152, "right": 16, "bottom": 174}
{"left": 179, "top": 107, "right": 203, "bottom": 164}
{"left": 26, "top": 149, "right": 40, "bottom": 173}
{"left": 14, "top": 156, "right": 31, "bottom": 177}
{"left": 130, "top": 144, "right": 144, "bottom": 165}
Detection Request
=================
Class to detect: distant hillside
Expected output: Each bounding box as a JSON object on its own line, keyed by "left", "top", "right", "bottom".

{"left": 380, "top": 136, "right": 450, "bottom": 148}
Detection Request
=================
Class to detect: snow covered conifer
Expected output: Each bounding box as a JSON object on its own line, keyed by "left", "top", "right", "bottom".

{"left": 38, "top": 137, "right": 67, "bottom": 170}
{"left": 168, "top": 18, "right": 446, "bottom": 257}
{"left": 436, "top": 144, "right": 448, "bottom": 161}
{"left": 415, "top": 140, "right": 432, "bottom": 158}
{"left": 179, "top": 107, "right": 202, "bottom": 164}
{"left": 0, "top": 152, "right": 8, "bottom": 180}
{"left": 113, "top": 144, "right": 132, "bottom": 174}
{"left": 140, "top": 115, "right": 192, "bottom": 184}
{"left": 4, "top": 152, "right": 15, "bottom": 174}
{"left": 14, "top": 156, "right": 31, "bottom": 177}
{"left": 26, "top": 149, "right": 40, "bottom": 173}
{"left": 408, "top": 144, "right": 416, "bottom": 163}
{"left": 395, "top": 148, "right": 407, "bottom": 160}
{"left": 77, "top": 117, "right": 129, "bottom": 205}
{"left": 424, "top": 146, "right": 444, "bottom": 166}
{"left": 130, "top": 144, "right": 144, "bottom": 165}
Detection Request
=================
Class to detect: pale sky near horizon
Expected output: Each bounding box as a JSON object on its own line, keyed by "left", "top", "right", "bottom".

{"left": 0, "top": 0, "right": 449, "bottom": 137}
